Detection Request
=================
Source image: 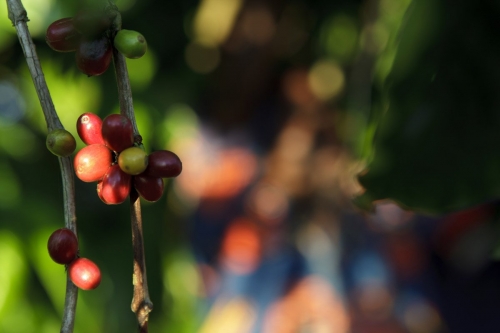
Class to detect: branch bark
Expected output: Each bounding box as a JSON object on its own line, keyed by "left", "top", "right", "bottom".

{"left": 112, "top": 37, "right": 153, "bottom": 332}
{"left": 5, "top": 1, "right": 79, "bottom": 332}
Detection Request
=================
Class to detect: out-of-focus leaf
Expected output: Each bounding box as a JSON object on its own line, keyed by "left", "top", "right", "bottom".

{"left": 356, "top": 0, "right": 500, "bottom": 214}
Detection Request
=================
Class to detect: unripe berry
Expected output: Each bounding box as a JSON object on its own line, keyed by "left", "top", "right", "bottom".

{"left": 46, "top": 129, "right": 77, "bottom": 157}
{"left": 118, "top": 147, "right": 148, "bottom": 175}
{"left": 114, "top": 29, "right": 147, "bottom": 59}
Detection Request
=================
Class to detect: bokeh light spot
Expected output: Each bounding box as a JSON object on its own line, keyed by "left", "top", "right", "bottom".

{"left": 308, "top": 59, "right": 345, "bottom": 101}
{"left": 199, "top": 297, "right": 256, "bottom": 333}
{"left": 160, "top": 103, "right": 199, "bottom": 148}
{"left": 0, "top": 162, "right": 21, "bottom": 208}
{"left": 0, "top": 231, "right": 26, "bottom": 317}
{"left": 22, "top": 0, "right": 55, "bottom": 37}
{"left": 126, "top": 49, "right": 157, "bottom": 91}
{"left": 220, "top": 218, "right": 261, "bottom": 275}
{"left": 0, "top": 81, "right": 25, "bottom": 126}
{"left": 0, "top": 124, "right": 38, "bottom": 161}
{"left": 193, "top": 0, "right": 243, "bottom": 46}
{"left": 185, "top": 41, "right": 220, "bottom": 74}
{"left": 241, "top": 5, "right": 276, "bottom": 46}
{"left": 246, "top": 182, "right": 289, "bottom": 224}
{"left": 320, "top": 14, "right": 359, "bottom": 63}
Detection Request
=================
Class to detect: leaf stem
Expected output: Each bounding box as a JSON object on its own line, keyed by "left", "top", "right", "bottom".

{"left": 112, "top": 31, "right": 153, "bottom": 332}
{"left": 5, "top": 1, "right": 79, "bottom": 332}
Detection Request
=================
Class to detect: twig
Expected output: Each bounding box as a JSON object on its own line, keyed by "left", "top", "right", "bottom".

{"left": 112, "top": 33, "right": 153, "bottom": 331}
{"left": 59, "top": 157, "right": 78, "bottom": 333}
{"left": 130, "top": 188, "right": 153, "bottom": 332}
{"left": 5, "top": 1, "right": 79, "bottom": 332}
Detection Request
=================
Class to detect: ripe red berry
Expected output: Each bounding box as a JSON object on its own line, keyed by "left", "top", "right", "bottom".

{"left": 74, "top": 144, "right": 112, "bottom": 182}
{"left": 46, "top": 17, "right": 81, "bottom": 52}
{"left": 101, "top": 114, "right": 134, "bottom": 152}
{"left": 97, "top": 164, "right": 131, "bottom": 204}
{"left": 142, "top": 150, "right": 182, "bottom": 178}
{"left": 134, "top": 175, "right": 164, "bottom": 202}
{"left": 47, "top": 228, "right": 78, "bottom": 264}
{"left": 76, "top": 35, "right": 112, "bottom": 76}
{"left": 68, "top": 257, "right": 101, "bottom": 290}
{"left": 77, "top": 112, "right": 105, "bottom": 145}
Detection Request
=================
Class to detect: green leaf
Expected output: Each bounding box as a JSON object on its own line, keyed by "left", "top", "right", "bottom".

{"left": 357, "top": 0, "right": 500, "bottom": 214}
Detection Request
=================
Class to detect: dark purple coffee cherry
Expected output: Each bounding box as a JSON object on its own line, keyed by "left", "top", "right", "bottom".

{"left": 76, "top": 35, "right": 113, "bottom": 76}
{"left": 46, "top": 18, "right": 81, "bottom": 52}
{"left": 47, "top": 228, "right": 78, "bottom": 264}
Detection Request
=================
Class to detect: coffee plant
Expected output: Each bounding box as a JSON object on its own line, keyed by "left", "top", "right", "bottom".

{"left": 6, "top": 0, "right": 180, "bottom": 332}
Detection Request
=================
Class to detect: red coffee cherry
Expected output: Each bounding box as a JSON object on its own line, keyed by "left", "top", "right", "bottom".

{"left": 68, "top": 258, "right": 101, "bottom": 290}
{"left": 101, "top": 114, "right": 134, "bottom": 152}
{"left": 76, "top": 35, "right": 113, "bottom": 76}
{"left": 46, "top": 17, "right": 81, "bottom": 52}
{"left": 142, "top": 150, "right": 182, "bottom": 178}
{"left": 97, "top": 164, "right": 131, "bottom": 204}
{"left": 47, "top": 228, "right": 78, "bottom": 264}
{"left": 77, "top": 112, "right": 105, "bottom": 145}
{"left": 134, "top": 175, "right": 164, "bottom": 202}
{"left": 74, "top": 144, "right": 112, "bottom": 182}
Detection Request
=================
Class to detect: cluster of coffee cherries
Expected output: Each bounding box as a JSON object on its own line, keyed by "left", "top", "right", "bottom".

{"left": 74, "top": 112, "right": 182, "bottom": 204}
{"left": 45, "top": 9, "right": 148, "bottom": 76}
{"left": 47, "top": 228, "right": 101, "bottom": 290}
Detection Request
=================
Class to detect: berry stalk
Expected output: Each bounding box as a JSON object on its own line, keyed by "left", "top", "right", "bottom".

{"left": 111, "top": 15, "right": 153, "bottom": 331}
{"left": 6, "top": 1, "right": 79, "bottom": 332}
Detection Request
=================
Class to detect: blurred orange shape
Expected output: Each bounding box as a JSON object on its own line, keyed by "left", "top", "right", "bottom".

{"left": 262, "top": 276, "right": 350, "bottom": 333}
{"left": 178, "top": 146, "right": 258, "bottom": 200}
{"left": 220, "top": 218, "right": 262, "bottom": 275}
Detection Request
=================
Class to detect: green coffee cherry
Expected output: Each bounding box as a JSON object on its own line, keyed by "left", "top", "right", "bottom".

{"left": 113, "top": 29, "right": 147, "bottom": 59}
{"left": 46, "top": 129, "right": 76, "bottom": 157}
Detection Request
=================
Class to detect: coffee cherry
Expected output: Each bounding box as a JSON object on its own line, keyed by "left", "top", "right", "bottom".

{"left": 113, "top": 29, "right": 147, "bottom": 59}
{"left": 74, "top": 144, "right": 112, "bottom": 182}
{"left": 46, "top": 18, "right": 81, "bottom": 52}
{"left": 142, "top": 150, "right": 182, "bottom": 178}
{"left": 46, "top": 129, "right": 76, "bottom": 157}
{"left": 76, "top": 35, "right": 112, "bottom": 76}
{"left": 97, "top": 164, "right": 131, "bottom": 204}
{"left": 73, "top": 9, "right": 111, "bottom": 38}
{"left": 118, "top": 147, "right": 148, "bottom": 175}
{"left": 134, "top": 175, "right": 164, "bottom": 202}
{"left": 68, "top": 257, "right": 101, "bottom": 290}
{"left": 77, "top": 112, "right": 105, "bottom": 145}
{"left": 47, "top": 228, "right": 78, "bottom": 264}
{"left": 96, "top": 181, "right": 109, "bottom": 204}
{"left": 101, "top": 114, "right": 134, "bottom": 152}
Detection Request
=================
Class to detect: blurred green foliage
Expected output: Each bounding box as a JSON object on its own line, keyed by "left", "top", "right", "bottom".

{"left": 357, "top": 0, "right": 500, "bottom": 214}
